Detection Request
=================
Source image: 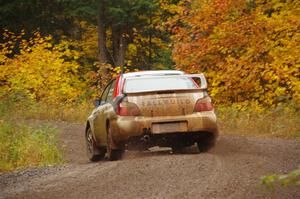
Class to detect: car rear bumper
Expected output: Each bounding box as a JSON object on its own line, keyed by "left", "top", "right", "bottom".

{"left": 110, "top": 111, "right": 218, "bottom": 142}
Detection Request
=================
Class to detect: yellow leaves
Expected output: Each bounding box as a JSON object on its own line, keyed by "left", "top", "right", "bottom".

{"left": 0, "top": 31, "right": 86, "bottom": 104}
{"left": 161, "top": 3, "right": 183, "bottom": 15}
{"left": 275, "top": 87, "right": 287, "bottom": 97}
{"left": 113, "top": 67, "right": 122, "bottom": 76}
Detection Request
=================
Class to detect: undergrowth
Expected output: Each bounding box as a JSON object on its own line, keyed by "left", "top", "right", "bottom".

{"left": 0, "top": 95, "right": 73, "bottom": 173}
{"left": 261, "top": 169, "right": 300, "bottom": 189}
{"left": 0, "top": 94, "right": 92, "bottom": 124}
{"left": 0, "top": 122, "right": 63, "bottom": 172}
{"left": 216, "top": 103, "right": 300, "bottom": 139}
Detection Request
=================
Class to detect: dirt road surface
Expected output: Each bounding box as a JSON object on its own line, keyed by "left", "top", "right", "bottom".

{"left": 1, "top": 122, "right": 299, "bottom": 199}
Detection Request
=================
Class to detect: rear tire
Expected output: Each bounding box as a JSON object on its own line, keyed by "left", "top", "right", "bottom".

{"left": 197, "top": 134, "right": 216, "bottom": 152}
{"left": 85, "top": 128, "right": 106, "bottom": 162}
{"left": 107, "top": 124, "right": 124, "bottom": 161}
{"left": 107, "top": 149, "right": 124, "bottom": 161}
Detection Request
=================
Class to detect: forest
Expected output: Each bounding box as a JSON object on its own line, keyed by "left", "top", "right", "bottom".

{"left": 0, "top": 0, "right": 299, "bottom": 173}
{"left": 0, "top": 0, "right": 298, "bottom": 107}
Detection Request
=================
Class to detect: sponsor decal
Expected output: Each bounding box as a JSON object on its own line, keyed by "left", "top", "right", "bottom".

{"left": 140, "top": 98, "right": 192, "bottom": 107}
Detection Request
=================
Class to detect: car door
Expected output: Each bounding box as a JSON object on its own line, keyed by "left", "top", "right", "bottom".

{"left": 93, "top": 82, "right": 112, "bottom": 145}
{"left": 94, "top": 80, "right": 116, "bottom": 146}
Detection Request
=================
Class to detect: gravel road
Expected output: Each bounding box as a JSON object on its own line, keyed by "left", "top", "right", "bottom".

{"left": 0, "top": 122, "right": 299, "bottom": 199}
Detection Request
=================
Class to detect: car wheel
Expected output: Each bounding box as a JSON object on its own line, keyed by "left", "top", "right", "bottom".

{"left": 196, "top": 136, "right": 216, "bottom": 153}
{"left": 85, "top": 128, "right": 106, "bottom": 161}
{"left": 107, "top": 124, "right": 124, "bottom": 161}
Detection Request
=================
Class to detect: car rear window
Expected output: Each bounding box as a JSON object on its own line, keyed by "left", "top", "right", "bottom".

{"left": 124, "top": 76, "right": 198, "bottom": 93}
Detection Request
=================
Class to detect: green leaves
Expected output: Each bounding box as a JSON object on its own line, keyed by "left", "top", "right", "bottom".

{"left": 261, "top": 170, "right": 300, "bottom": 189}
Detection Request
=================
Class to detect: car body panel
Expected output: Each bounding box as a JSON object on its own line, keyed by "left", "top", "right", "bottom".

{"left": 127, "top": 90, "right": 204, "bottom": 117}
{"left": 94, "top": 104, "right": 111, "bottom": 145}
{"left": 109, "top": 110, "right": 218, "bottom": 142}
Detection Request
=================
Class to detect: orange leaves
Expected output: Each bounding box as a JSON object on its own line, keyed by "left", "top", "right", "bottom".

{"left": 171, "top": 0, "right": 300, "bottom": 107}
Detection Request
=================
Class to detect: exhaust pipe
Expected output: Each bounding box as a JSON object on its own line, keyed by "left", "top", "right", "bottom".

{"left": 141, "top": 135, "right": 150, "bottom": 142}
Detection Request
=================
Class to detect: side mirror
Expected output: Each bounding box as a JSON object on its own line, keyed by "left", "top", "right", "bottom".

{"left": 93, "top": 99, "right": 102, "bottom": 107}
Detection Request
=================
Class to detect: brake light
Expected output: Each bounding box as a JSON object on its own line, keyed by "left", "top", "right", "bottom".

{"left": 194, "top": 98, "right": 214, "bottom": 112}
{"left": 117, "top": 101, "right": 141, "bottom": 116}
{"left": 113, "top": 75, "right": 121, "bottom": 97}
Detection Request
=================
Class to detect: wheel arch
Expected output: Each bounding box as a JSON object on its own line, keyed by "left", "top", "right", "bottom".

{"left": 85, "top": 120, "right": 96, "bottom": 140}
{"left": 85, "top": 121, "right": 91, "bottom": 134}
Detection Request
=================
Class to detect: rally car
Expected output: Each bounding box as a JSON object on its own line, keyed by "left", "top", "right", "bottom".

{"left": 85, "top": 70, "right": 218, "bottom": 161}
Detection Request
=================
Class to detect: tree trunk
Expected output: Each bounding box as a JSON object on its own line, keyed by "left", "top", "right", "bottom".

{"left": 148, "top": 33, "right": 152, "bottom": 70}
{"left": 97, "top": 2, "right": 109, "bottom": 64}
{"left": 97, "top": 1, "right": 110, "bottom": 89}
{"left": 117, "top": 32, "right": 126, "bottom": 68}
{"left": 112, "top": 26, "right": 120, "bottom": 66}
{"left": 148, "top": 16, "right": 153, "bottom": 70}
{"left": 113, "top": 27, "right": 127, "bottom": 72}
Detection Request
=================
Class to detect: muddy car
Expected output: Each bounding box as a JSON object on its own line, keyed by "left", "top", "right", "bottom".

{"left": 85, "top": 70, "right": 218, "bottom": 161}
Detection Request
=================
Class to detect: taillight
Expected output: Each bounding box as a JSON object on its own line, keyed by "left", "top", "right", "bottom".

{"left": 194, "top": 97, "right": 214, "bottom": 112}
{"left": 117, "top": 101, "right": 141, "bottom": 116}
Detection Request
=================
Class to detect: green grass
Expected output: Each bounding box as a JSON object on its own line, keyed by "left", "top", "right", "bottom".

{"left": 20, "top": 102, "right": 91, "bottom": 123}
{"left": 0, "top": 96, "right": 70, "bottom": 173}
{"left": 216, "top": 104, "right": 300, "bottom": 139}
{"left": 0, "top": 95, "right": 92, "bottom": 124}
{"left": 0, "top": 121, "right": 63, "bottom": 172}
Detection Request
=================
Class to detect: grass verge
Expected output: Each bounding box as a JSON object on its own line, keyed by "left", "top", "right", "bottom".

{"left": 0, "top": 121, "right": 63, "bottom": 173}
{"left": 0, "top": 97, "right": 92, "bottom": 124}
{"left": 0, "top": 96, "right": 69, "bottom": 173}
{"left": 217, "top": 104, "right": 300, "bottom": 139}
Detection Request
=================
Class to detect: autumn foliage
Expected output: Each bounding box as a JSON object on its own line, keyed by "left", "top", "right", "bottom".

{"left": 0, "top": 0, "right": 299, "bottom": 109}
{"left": 0, "top": 31, "right": 87, "bottom": 103}
{"left": 171, "top": 0, "right": 300, "bottom": 107}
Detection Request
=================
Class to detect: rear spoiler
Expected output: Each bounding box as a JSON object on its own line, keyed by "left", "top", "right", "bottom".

{"left": 122, "top": 74, "right": 208, "bottom": 94}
